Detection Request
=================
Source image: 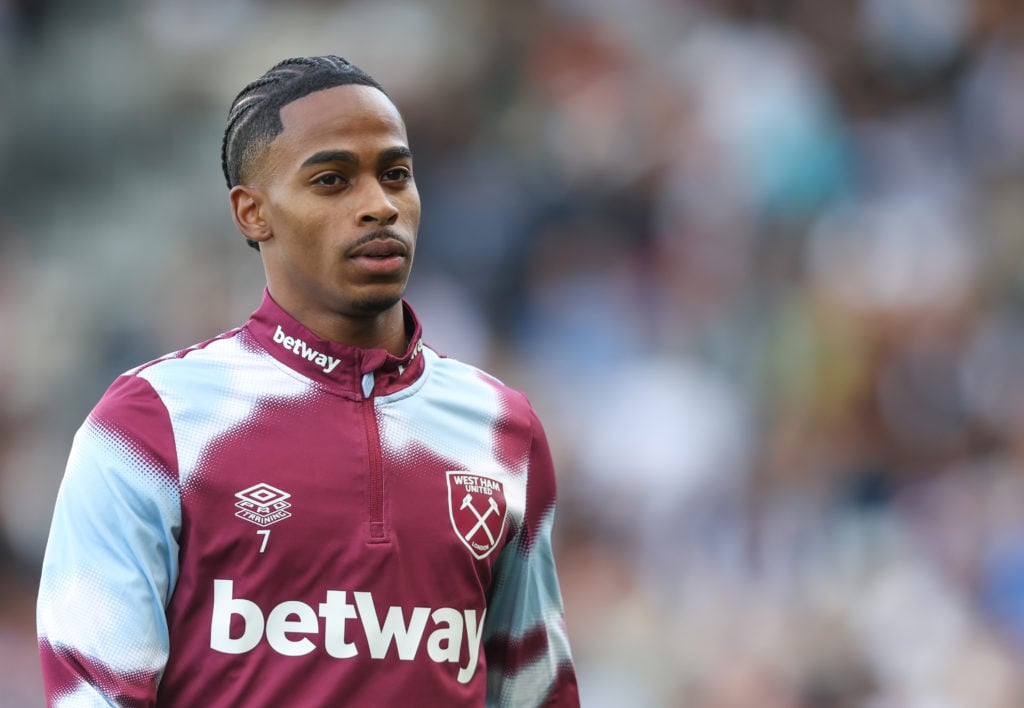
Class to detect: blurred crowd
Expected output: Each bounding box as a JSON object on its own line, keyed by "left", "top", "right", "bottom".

{"left": 3, "top": 0, "right": 1024, "bottom": 705}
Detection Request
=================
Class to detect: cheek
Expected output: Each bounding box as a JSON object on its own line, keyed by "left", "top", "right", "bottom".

{"left": 401, "top": 189, "right": 422, "bottom": 226}
{"left": 278, "top": 204, "right": 335, "bottom": 245}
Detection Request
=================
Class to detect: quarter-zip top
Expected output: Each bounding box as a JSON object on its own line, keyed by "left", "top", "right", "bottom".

{"left": 361, "top": 372, "right": 387, "bottom": 542}
{"left": 38, "top": 282, "right": 580, "bottom": 706}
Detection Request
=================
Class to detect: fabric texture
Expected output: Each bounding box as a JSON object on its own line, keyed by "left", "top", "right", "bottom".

{"left": 37, "top": 290, "right": 578, "bottom": 707}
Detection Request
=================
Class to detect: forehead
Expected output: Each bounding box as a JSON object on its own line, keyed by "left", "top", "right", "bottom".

{"left": 273, "top": 84, "right": 408, "bottom": 159}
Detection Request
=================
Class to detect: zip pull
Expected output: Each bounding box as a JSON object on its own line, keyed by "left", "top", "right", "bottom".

{"left": 361, "top": 372, "right": 375, "bottom": 399}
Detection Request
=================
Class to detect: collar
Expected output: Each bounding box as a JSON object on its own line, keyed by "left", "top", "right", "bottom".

{"left": 245, "top": 289, "right": 426, "bottom": 398}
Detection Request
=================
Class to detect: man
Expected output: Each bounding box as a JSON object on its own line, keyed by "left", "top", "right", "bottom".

{"left": 36, "top": 55, "right": 579, "bottom": 707}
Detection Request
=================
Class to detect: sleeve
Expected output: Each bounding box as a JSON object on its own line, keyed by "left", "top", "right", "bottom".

{"left": 36, "top": 375, "right": 182, "bottom": 707}
{"left": 484, "top": 405, "right": 580, "bottom": 707}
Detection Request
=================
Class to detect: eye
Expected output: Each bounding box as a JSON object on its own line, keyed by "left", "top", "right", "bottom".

{"left": 381, "top": 167, "right": 412, "bottom": 183}
{"left": 312, "top": 173, "right": 347, "bottom": 187}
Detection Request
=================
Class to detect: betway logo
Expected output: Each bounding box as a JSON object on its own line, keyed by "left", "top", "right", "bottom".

{"left": 272, "top": 325, "right": 340, "bottom": 374}
{"left": 210, "top": 579, "right": 485, "bottom": 683}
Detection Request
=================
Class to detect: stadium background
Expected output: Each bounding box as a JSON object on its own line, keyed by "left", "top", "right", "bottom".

{"left": 2, "top": 0, "right": 1024, "bottom": 705}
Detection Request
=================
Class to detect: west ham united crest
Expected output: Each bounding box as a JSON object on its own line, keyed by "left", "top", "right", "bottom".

{"left": 447, "top": 471, "right": 507, "bottom": 560}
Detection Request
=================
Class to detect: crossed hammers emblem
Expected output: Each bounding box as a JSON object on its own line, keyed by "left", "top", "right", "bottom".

{"left": 460, "top": 493, "right": 500, "bottom": 546}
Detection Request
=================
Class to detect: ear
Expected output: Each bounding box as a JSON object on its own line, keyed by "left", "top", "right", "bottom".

{"left": 229, "top": 185, "right": 273, "bottom": 246}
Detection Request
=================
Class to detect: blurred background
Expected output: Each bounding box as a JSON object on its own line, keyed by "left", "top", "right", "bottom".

{"left": 2, "top": 0, "right": 1024, "bottom": 705}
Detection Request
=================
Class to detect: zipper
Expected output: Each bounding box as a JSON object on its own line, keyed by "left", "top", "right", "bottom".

{"left": 361, "top": 372, "right": 387, "bottom": 541}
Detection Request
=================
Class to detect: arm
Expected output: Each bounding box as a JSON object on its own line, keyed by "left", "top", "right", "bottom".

{"left": 484, "top": 406, "right": 579, "bottom": 707}
{"left": 37, "top": 376, "right": 181, "bottom": 707}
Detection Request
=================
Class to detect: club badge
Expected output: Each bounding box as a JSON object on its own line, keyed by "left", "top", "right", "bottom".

{"left": 446, "top": 471, "right": 507, "bottom": 560}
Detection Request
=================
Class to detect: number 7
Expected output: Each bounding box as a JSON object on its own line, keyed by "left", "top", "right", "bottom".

{"left": 257, "top": 529, "right": 271, "bottom": 553}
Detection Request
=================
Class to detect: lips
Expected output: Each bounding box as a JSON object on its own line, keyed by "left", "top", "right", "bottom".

{"left": 349, "top": 238, "right": 408, "bottom": 259}
{"left": 348, "top": 237, "right": 409, "bottom": 276}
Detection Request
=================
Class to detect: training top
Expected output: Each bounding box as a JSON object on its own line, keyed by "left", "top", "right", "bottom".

{"left": 36, "top": 290, "right": 579, "bottom": 707}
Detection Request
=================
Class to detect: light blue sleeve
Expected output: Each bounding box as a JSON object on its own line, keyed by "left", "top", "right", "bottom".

{"left": 483, "top": 408, "right": 579, "bottom": 707}
{"left": 484, "top": 507, "right": 577, "bottom": 707}
{"left": 37, "top": 377, "right": 181, "bottom": 707}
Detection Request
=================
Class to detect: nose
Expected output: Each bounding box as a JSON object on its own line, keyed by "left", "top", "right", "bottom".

{"left": 358, "top": 182, "right": 399, "bottom": 226}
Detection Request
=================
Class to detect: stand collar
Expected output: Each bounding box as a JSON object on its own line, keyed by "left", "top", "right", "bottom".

{"left": 245, "top": 289, "right": 426, "bottom": 397}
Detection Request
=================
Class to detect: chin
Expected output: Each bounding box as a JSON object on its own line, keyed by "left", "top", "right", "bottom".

{"left": 346, "top": 291, "right": 404, "bottom": 317}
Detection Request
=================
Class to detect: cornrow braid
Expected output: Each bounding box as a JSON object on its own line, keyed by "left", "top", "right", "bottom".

{"left": 220, "top": 56, "right": 388, "bottom": 249}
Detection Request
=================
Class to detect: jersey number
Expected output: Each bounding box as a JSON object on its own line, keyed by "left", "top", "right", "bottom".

{"left": 257, "top": 529, "right": 271, "bottom": 553}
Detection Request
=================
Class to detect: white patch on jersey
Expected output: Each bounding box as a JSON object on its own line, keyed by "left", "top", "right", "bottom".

{"left": 375, "top": 350, "right": 528, "bottom": 530}
{"left": 54, "top": 683, "right": 120, "bottom": 708}
{"left": 139, "top": 336, "right": 313, "bottom": 488}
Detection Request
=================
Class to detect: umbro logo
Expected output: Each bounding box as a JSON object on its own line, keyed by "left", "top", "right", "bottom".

{"left": 234, "top": 483, "right": 293, "bottom": 527}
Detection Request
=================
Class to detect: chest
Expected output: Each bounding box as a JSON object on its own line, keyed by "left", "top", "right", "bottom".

{"left": 171, "top": 387, "right": 525, "bottom": 598}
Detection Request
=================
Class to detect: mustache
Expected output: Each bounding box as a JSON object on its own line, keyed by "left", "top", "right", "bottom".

{"left": 351, "top": 229, "right": 409, "bottom": 249}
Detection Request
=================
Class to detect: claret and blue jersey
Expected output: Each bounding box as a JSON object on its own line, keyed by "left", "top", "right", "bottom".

{"left": 36, "top": 290, "right": 578, "bottom": 707}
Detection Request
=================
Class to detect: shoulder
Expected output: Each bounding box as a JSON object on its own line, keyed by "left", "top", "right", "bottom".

{"left": 124, "top": 326, "right": 249, "bottom": 379}
{"left": 422, "top": 346, "right": 523, "bottom": 398}
{"left": 90, "top": 327, "right": 250, "bottom": 430}
{"left": 423, "top": 346, "right": 539, "bottom": 421}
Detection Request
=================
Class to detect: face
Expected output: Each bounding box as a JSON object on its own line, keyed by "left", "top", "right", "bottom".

{"left": 233, "top": 84, "right": 421, "bottom": 331}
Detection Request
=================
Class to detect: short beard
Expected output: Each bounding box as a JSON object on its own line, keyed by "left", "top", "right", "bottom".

{"left": 347, "top": 291, "right": 404, "bottom": 317}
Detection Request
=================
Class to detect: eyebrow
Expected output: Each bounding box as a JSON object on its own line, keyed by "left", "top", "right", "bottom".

{"left": 299, "top": 146, "right": 413, "bottom": 170}
{"left": 377, "top": 146, "right": 414, "bottom": 165}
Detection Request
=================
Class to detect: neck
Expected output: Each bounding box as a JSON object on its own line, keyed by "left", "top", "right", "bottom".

{"left": 272, "top": 294, "right": 408, "bottom": 356}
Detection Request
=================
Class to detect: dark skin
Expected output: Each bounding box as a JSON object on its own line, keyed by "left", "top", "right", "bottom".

{"left": 229, "top": 84, "right": 421, "bottom": 356}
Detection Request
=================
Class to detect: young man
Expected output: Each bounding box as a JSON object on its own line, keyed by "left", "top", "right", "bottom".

{"left": 36, "top": 56, "right": 579, "bottom": 707}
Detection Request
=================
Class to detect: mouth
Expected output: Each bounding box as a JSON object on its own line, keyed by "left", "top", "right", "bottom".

{"left": 352, "top": 243, "right": 405, "bottom": 260}
{"left": 348, "top": 234, "right": 409, "bottom": 260}
{"left": 348, "top": 235, "right": 409, "bottom": 275}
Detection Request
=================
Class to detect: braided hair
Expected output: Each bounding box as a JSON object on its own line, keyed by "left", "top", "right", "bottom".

{"left": 221, "top": 56, "right": 387, "bottom": 249}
